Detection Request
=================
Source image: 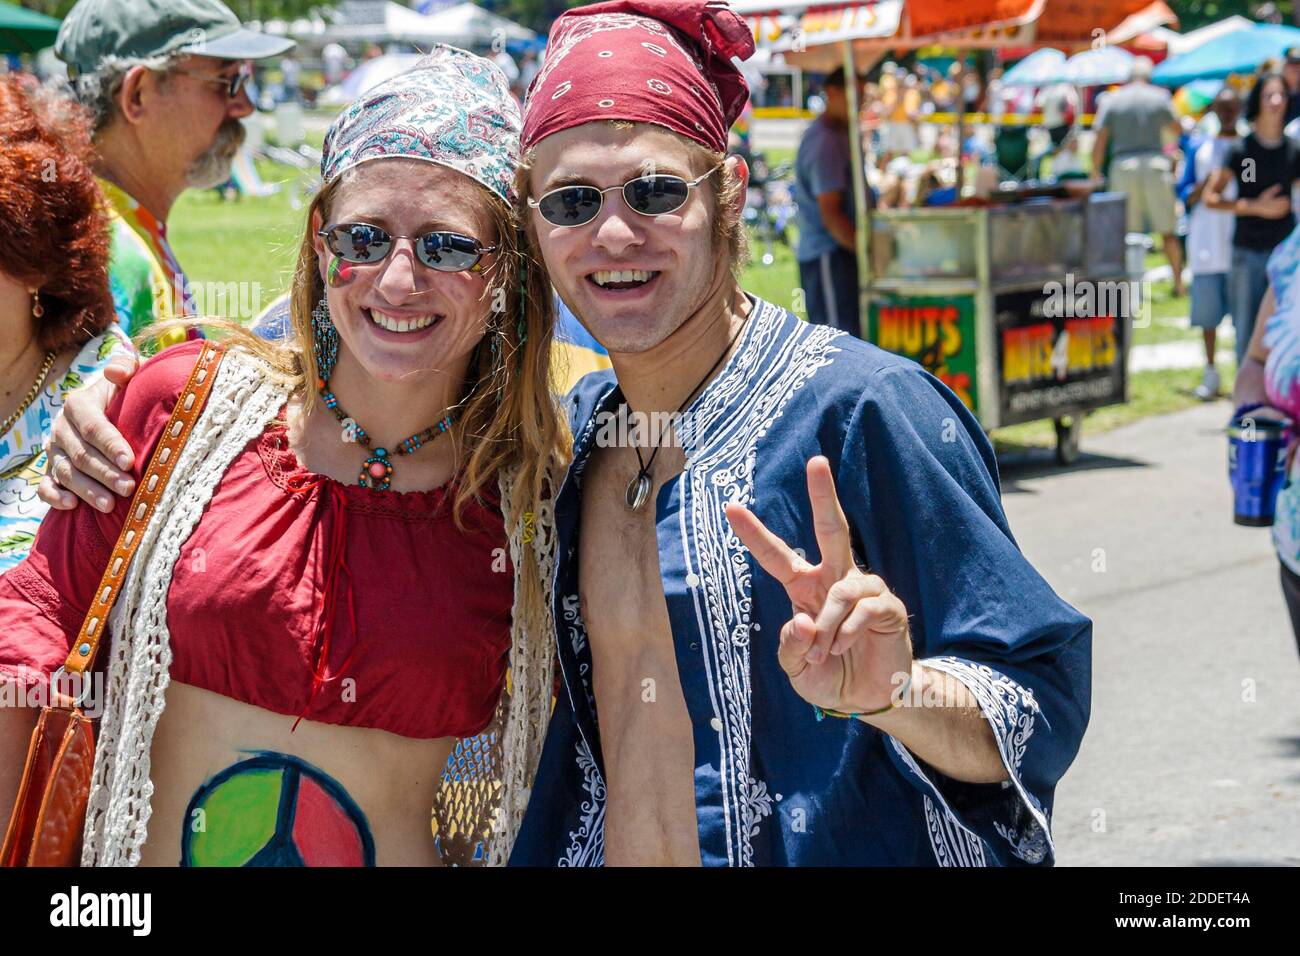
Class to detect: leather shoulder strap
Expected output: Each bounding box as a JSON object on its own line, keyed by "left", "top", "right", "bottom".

{"left": 62, "top": 342, "right": 225, "bottom": 677}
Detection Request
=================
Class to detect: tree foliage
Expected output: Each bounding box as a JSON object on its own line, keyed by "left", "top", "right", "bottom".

{"left": 1166, "top": 0, "right": 1296, "bottom": 29}
{"left": 475, "top": 0, "right": 585, "bottom": 35}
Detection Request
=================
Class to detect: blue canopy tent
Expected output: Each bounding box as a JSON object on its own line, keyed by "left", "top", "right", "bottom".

{"left": 1153, "top": 23, "right": 1300, "bottom": 86}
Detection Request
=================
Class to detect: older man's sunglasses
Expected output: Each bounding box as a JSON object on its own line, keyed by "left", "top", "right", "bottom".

{"left": 171, "top": 62, "right": 253, "bottom": 100}
{"left": 529, "top": 163, "right": 724, "bottom": 228}
{"left": 318, "top": 222, "right": 498, "bottom": 273}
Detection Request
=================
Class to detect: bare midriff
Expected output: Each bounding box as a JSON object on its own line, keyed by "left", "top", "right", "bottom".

{"left": 139, "top": 681, "right": 453, "bottom": 866}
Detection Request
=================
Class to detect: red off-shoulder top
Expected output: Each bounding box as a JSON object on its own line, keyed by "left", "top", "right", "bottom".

{"left": 0, "top": 341, "right": 514, "bottom": 740}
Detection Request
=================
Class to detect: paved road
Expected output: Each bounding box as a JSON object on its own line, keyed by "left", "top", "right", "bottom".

{"left": 998, "top": 399, "right": 1300, "bottom": 865}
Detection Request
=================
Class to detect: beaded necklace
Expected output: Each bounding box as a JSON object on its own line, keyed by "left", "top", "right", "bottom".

{"left": 318, "top": 379, "right": 455, "bottom": 491}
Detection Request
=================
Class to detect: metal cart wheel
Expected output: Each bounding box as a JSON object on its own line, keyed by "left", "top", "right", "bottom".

{"left": 1054, "top": 415, "right": 1083, "bottom": 465}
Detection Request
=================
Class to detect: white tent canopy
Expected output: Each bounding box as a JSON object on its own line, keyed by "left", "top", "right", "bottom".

{"left": 322, "top": 1, "right": 535, "bottom": 47}
{"left": 419, "top": 2, "right": 536, "bottom": 46}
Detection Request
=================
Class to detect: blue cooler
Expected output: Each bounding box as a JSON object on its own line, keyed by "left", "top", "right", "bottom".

{"left": 1228, "top": 406, "right": 1293, "bottom": 527}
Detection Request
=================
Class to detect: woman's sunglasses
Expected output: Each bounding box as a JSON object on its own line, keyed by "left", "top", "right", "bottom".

{"left": 528, "top": 162, "right": 724, "bottom": 228}
{"left": 317, "top": 223, "right": 498, "bottom": 273}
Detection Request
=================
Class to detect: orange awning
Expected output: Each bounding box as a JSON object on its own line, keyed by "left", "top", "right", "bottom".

{"left": 907, "top": 0, "right": 1043, "bottom": 39}
{"left": 1030, "top": 0, "right": 1177, "bottom": 47}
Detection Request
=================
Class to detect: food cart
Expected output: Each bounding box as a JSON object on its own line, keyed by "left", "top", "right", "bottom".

{"left": 866, "top": 189, "right": 1130, "bottom": 462}
{"left": 733, "top": 0, "right": 1172, "bottom": 462}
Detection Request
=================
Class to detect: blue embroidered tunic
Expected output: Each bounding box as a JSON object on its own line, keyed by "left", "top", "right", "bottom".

{"left": 511, "top": 297, "right": 1092, "bottom": 866}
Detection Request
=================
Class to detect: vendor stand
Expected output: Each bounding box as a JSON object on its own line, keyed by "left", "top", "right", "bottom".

{"left": 867, "top": 188, "right": 1128, "bottom": 463}
{"left": 733, "top": 0, "right": 1174, "bottom": 462}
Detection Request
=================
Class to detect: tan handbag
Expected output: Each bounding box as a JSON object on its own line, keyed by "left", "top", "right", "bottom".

{"left": 2, "top": 342, "right": 224, "bottom": 866}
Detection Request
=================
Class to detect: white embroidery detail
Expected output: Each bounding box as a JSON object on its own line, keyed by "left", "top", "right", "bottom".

{"left": 551, "top": 80, "right": 572, "bottom": 99}
{"left": 888, "top": 658, "right": 1052, "bottom": 865}
{"left": 647, "top": 79, "right": 672, "bottom": 95}
{"left": 561, "top": 593, "right": 586, "bottom": 657}
{"left": 923, "top": 657, "right": 1052, "bottom": 864}
{"left": 560, "top": 738, "right": 606, "bottom": 866}
{"left": 676, "top": 300, "right": 840, "bottom": 865}
{"left": 889, "top": 739, "right": 988, "bottom": 866}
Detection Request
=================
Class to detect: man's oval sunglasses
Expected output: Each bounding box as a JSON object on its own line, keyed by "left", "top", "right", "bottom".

{"left": 317, "top": 223, "right": 498, "bottom": 273}
{"left": 528, "top": 162, "right": 724, "bottom": 228}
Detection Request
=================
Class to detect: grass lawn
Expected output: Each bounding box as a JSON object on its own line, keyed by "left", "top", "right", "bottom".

{"left": 167, "top": 162, "right": 315, "bottom": 320}
{"left": 169, "top": 156, "right": 1217, "bottom": 451}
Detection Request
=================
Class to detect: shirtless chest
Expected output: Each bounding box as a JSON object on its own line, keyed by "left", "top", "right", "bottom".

{"left": 139, "top": 682, "right": 452, "bottom": 866}
{"left": 577, "top": 441, "right": 701, "bottom": 866}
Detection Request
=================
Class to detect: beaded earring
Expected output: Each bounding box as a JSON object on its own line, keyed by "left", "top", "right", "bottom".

{"left": 311, "top": 296, "right": 339, "bottom": 383}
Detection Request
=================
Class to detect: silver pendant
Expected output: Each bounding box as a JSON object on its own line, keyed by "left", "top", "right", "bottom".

{"left": 625, "top": 473, "right": 652, "bottom": 511}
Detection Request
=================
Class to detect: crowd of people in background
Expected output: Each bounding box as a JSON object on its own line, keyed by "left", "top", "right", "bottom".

{"left": 788, "top": 47, "right": 1300, "bottom": 407}
{"left": 4, "top": 2, "right": 1300, "bottom": 646}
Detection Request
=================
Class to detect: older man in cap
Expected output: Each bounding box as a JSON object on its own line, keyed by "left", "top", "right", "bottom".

{"left": 56, "top": 0, "right": 293, "bottom": 341}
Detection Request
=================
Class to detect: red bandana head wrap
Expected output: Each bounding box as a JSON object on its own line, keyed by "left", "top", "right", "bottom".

{"left": 520, "top": 0, "right": 755, "bottom": 154}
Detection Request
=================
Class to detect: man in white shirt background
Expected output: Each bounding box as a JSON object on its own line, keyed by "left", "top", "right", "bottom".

{"left": 1184, "top": 89, "right": 1241, "bottom": 399}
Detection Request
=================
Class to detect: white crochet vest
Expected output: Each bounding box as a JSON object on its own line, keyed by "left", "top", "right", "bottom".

{"left": 80, "top": 348, "right": 555, "bottom": 866}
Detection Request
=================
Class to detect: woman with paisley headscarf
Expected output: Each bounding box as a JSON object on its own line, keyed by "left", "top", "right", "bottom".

{"left": 0, "top": 48, "right": 564, "bottom": 866}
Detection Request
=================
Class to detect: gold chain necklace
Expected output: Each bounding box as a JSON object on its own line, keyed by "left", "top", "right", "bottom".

{"left": 0, "top": 351, "right": 57, "bottom": 438}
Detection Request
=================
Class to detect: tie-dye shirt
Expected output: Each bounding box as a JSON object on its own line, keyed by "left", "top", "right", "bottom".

{"left": 0, "top": 327, "right": 134, "bottom": 571}
{"left": 101, "top": 179, "right": 199, "bottom": 347}
{"left": 1260, "top": 223, "right": 1300, "bottom": 573}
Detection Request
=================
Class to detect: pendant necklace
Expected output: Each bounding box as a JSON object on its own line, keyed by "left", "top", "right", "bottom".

{"left": 625, "top": 314, "right": 748, "bottom": 511}
{"left": 318, "top": 380, "right": 456, "bottom": 491}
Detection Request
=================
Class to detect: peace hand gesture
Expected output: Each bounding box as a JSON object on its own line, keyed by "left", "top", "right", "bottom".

{"left": 724, "top": 456, "right": 913, "bottom": 715}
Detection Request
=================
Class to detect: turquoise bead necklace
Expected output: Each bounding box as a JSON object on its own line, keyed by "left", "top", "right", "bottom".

{"left": 318, "top": 378, "right": 455, "bottom": 491}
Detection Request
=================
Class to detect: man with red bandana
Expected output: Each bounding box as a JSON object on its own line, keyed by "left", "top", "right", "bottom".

{"left": 510, "top": 0, "right": 1091, "bottom": 866}
{"left": 32, "top": 0, "right": 1093, "bottom": 867}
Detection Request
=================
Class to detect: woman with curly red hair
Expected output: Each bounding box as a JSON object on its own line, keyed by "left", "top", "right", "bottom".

{"left": 0, "top": 75, "right": 131, "bottom": 570}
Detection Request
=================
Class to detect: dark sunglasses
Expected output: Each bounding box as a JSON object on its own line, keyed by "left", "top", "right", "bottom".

{"left": 171, "top": 62, "right": 252, "bottom": 100}
{"left": 318, "top": 222, "right": 498, "bottom": 273}
{"left": 528, "top": 162, "right": 724, "bottom": 228}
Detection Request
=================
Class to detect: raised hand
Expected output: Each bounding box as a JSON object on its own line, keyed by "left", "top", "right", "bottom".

{"left": 724, "top": 456, "right": 913, "bottom": 716}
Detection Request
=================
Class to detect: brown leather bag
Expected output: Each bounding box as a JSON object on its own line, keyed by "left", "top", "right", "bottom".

{"left": 2, "top": 342, "right": 224, "bottom": 866}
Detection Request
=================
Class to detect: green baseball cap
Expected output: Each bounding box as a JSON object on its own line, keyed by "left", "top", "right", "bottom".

{"left": 56, "top": 0, "right": 296, "bottom": 76}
